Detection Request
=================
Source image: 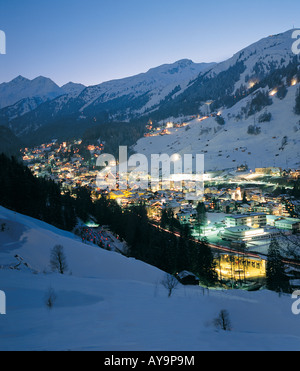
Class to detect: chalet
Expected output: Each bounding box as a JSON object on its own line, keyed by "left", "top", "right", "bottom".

{"left": 176, "top": 271, "right": 199, "bottom": 286}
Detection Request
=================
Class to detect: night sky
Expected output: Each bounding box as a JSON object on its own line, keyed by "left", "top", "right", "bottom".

{"left": 0, "top": 0, "right": 299, "bottom": 86}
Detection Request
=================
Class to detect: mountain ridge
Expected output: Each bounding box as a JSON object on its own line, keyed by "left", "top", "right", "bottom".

{"left": 0, "top": 29, "right": 299, "bottom": 171}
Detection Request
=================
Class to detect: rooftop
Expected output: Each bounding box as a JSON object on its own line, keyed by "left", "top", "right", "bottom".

{"left": 226, "top": 213, "right": 266, "bottom": 219}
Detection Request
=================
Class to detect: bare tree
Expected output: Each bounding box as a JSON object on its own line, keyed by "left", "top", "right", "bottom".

{"left": 214, "top": 310, "right": 232, "bottom": 331}
{"left": 50, "top": 245, "right": 68, "bottom": 274}
{"left": 161, "top": 273, "right": 179, "bottom": 297}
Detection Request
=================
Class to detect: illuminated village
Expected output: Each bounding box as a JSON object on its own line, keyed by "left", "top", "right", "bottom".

{"left": 21, "top": 137, "right": 300, "bottom": 284}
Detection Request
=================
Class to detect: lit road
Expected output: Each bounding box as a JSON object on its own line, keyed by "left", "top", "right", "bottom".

{"left": 149, "top": 222, "right": 300, "bottom": 271}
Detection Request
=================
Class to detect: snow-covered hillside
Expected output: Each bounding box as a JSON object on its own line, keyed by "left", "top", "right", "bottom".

{"left": 0, "top": 75, "right": 63, "bottom": 109}
{"left": 134, "top": 81, "right": 300, "bottom": 171}
{"left": 0, "top": 60, "right": 215, "bottom": 138}
{"left": 61, "top": 82, "right": 86, "bottom": 97}
{"left": 1, "top": 29, "right": 299, "bottom": 150}
{"left": 0, "top": 78, "right": 86, "bottom": 126}
{"left": 1, "top": 205, "right": 300, "bottom": 351}
{"left": 78, "top": 59, "right": 215, "bottom": 115}
{"left": 205, "top": 30, "right": 296, "bottom": 89}
{"left": 0, "top": 96, "right": 45, "bottom": 124}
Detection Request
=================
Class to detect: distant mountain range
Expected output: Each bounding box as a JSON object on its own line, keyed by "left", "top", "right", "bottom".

{"left": 0, "top": 76, "right": 86, "bottom": 109}
{"left": 0, "top": 59, "right": 215, "bottom": 142}
{"left": 0, "top": 29, "right": 300, "bottom": 169}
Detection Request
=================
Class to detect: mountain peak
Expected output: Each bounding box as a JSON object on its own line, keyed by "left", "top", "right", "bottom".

{"left": 0, "top": 75, "right": 62, "bottom": 109}
{"left": 174, "top": 59, "right": 194, "bottom": 67}
{"left": 61, "top": 82, "right": 86, "bottom": 96}
{"left": 11, "top": 75, "right": 29, "bottom": 83}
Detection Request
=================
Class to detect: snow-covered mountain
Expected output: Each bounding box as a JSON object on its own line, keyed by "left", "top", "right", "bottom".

{"left": 150, "top": 29, "right": 300, "bottom": 119}
{"left": 204, "top": 30, "right": 296, "bottom": 85}
{"left": 1, "top": 205, "right": 300, "bottom": 351}
{"left": 77, "top": 59, "right": 215, "bottom": 116}
{"left": 0, "top": 75, "right": 63, "bottom": 109}
{"left": 0, "top": 60, "right": 215, "bottom": 138}
{"left": 134, "top": 29, "right": 300, "bottom": 170}
{"left": 134, "top": 82, "right": 300, "bottom": 171}
{"left": 0, "top": 96, "right": 45, "bottom": 125}
{"left": 0, "top": 78, "right": 86, "bottom": 125}
{"left": 1, "top": 29, "right": 299, "bottom": 171}
{"left": 61, "top": 82, "right": 86, "bottom": 97}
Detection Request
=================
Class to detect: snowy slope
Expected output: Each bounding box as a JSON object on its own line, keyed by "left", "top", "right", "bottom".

{"left": 134, "top": 82, "right": 300, "bottom": 171}
{"left": 0, "top": 79, "right": 86, "bottom": 126}
{"left": 1, "top": 205, "right": 300, "bottom": 351}
{"left": 78, "top": 59, "right": 215, "bottom": 115}
{"left": 1, "top": 60, "right": 215, "bottom": 138}
{"left": 0, "top": 76, "right": 63, "bottom": 109}
{"left": 61, "top": 82, "right": 86, "bottom": 97}
{"left": 0, "top": 206, "right": 162, "bottom": 282}
{"left": 205, "top": 30, "right": 296, "bottom": 88}
{"left": 0, "top": 96, "right": 45, "bottom": 126}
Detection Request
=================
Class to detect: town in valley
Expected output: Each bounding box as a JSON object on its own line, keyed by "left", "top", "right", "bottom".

{"left": 21, "top": 132, "right": 300, "bottom": 287}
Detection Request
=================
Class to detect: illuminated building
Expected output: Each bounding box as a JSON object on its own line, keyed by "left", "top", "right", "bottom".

{"left": 225, "top": 213, "right": 267, "bottom": 228}
{"left": 221, "top": 225, "right": 266, "bottom": 242}
{"left": 267, "top": 215, "right": 300, "bottom": 233}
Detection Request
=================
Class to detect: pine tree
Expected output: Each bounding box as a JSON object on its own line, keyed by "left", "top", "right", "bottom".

{"left": 192, "top": 238, "right": 218, "bottom": 286}
{"left": 195, "top": 201, "right": 207, "bottom": 236}
{"left": 266, "top": 237, "right": 289, "bottom": 293}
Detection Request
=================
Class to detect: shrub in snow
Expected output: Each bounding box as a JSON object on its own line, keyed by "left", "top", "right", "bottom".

{"left": 258, "top": 112, "right": 272, "bottom": 122}
{"left": 213, "top": 310, "right": 232, "bottom": 331}
{"left": 247, "top": 125, "right": 261, "bottom": 135}
{"left": 215, "top": 115, "right": 225, "bottom": 125}
{"left": 45, "top": 287, "right": 57, "bottom": 309}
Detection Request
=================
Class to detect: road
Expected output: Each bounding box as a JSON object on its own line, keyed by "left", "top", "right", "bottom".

{"left": 149, "top": 222, "right": 300, "bottom": 268}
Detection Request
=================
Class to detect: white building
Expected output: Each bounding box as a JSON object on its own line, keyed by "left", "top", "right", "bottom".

{"left": 221, "top": 225, "right": 267, "bottom": 242}
{"left": 226, "top": 213, "right": 267, "bottom": 228}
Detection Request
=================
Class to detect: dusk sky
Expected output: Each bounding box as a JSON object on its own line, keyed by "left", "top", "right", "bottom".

{"left": 0, "top": 0, "right": 300, "bottom": 86}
